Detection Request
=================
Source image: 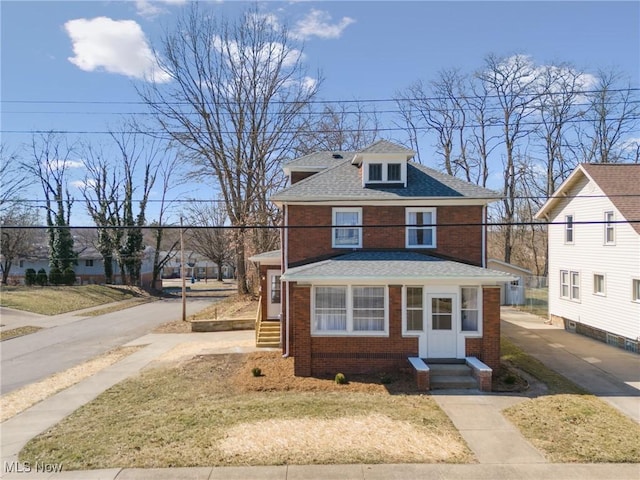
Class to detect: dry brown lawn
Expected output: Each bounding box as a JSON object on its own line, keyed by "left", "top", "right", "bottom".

{"left": 20, "top": 351, "right": 473, "bottom": 469}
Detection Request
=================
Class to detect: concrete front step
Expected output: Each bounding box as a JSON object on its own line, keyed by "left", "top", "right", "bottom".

{"left": 427, "top": 363, "right": 478, "bottom": 390}
{"left": 429, "top": 364, "right": 472, "bottom": 376}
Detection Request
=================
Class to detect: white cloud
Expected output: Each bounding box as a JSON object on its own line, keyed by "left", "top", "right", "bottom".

{"left": 135, "top": 0, "right": 187, "bottom": 19}
{"left": 47, "top": 159, "right": 84, "bottom": 172}
{"left": 64, "top": 17, "right": 171, "bottom": 83}
{"left": 292, "top": 9, "right": 355, "bottom": 40}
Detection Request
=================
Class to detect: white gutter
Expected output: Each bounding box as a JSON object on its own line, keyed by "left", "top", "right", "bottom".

{"left": 283, "top": 203, "right": 290, "bottom": 358}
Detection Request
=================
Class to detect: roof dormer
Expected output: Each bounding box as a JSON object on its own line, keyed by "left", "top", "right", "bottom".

{"left": 351, "top": 140, "right": 415, "bottom": 188}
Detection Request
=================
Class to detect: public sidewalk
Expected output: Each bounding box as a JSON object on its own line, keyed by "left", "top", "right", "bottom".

{"left": 2, "top": 309, "right": 640, "bottom": 479}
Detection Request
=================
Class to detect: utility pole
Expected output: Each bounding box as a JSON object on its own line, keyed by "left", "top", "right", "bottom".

{"left": 180, "top": 216, "right": 186, "bottom": 322}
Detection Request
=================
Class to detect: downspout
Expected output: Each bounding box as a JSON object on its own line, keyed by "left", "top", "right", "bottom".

{"left": 283, "top": 204, "right": 290, "bottom": 358}
{"left": 482, "top": 204, "right": 487, "bottom": 268}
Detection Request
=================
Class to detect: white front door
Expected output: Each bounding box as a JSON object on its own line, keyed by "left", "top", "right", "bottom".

{"left": 266, "top": 269, "right": 281, "bottom": 319}
{"left": 426, "top": 294, "right": 457, "bottom": 358}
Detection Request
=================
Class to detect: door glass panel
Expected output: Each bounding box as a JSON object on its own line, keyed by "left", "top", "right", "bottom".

{"left": 270, "top": 275, "right": 281, "bottom": 303}
{"left": 431, "top": 297, "right": 452, "bottom": 330}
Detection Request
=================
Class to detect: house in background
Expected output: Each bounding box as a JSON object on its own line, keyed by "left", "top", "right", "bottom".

{"left": 486, "top": 258, "right": 532, "bottom": 306}
{"left": 252, "top": 140, "right": 515, "bottom": 390}
{"left": 161, "top": 251, "right": 234, "bottom": 281}
{"left": 5, "top": 245, "right": 156, "bottom": 288}
{"left": 535, "top": 163, "right": 640, "bottom": 353}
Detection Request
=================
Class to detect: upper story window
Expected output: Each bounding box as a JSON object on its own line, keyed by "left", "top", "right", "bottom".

{"left": 387, "top": 163, "right": 402, "bottom": 181}
{"left": 363, "top": 160, "right": 406, "bottom": 186}
{"left": 604, "top": 211, "right": 615, "bottom": 245}
{"left": 332, "top": 207, "right": 362, "bottom": 248}
{"left": 85, "top": 259, "right": 94, "bottom": 267}
{"left": 565, "top": 215, "right": 574, "bottom": 243}
{"left": 368, "top": 163, "right": 382, "bottom": 181}
{"left": 406, "top": 207, "right": 436, "bottom": 248}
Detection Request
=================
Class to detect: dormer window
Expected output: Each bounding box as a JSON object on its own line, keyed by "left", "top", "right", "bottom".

{"left": 387, "top": 163, "right": 401, "bottom": 181}
{"left": 369, "top": 163, "right": 382, "bottom": 181}
{"left": 363, "top": 160, "right": 407, "bottom": 186}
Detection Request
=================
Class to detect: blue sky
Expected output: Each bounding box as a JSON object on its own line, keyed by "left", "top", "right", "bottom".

{"left": 1, "top": 1, "right": 639, "bottom": 225}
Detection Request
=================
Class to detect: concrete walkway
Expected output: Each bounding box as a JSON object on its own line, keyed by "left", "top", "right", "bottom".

{"left": 1, "top": 308, "right": 639, "bottom": 479}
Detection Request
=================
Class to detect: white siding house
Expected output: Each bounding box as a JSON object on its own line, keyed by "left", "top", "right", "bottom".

{"left": 536, "top": 164, "right": 640, "bottom": 352}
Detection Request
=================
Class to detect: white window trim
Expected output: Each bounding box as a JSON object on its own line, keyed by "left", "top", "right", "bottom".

{"left": 363, "top": 160, "right": 407, "bottom": 186}
{"left": 332, "top": 207, "right": 362, "bottom": 249}
{"left": 593, "top": 273, "right": 606, "bottom": 297}
{"left": 632, "top": 278, "right": 640, "bottom": 303}
{"left": 402, "top": 286, "right": 424, "bottom": 336}
{"left": 570, "top": 270, "right": 581, "bottom": 302}
{"left": 604, "top": 211, "right": 615, "bottom": 245}
{"left": 564, "top": 214, "right": 574, "bottom": 244}
{"left": 312, "top": 285, "right": 389, "bottom": 337}
{"left": 560, "top": 270, "right": 570, "bottom": 299}
{"left": 405, "top": 207, "right": 437, "bottom": 249}
{"left": 460, "top": 286, "right": 482, "bottom": 336}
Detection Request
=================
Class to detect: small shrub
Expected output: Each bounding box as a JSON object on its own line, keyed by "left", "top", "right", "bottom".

{"left": 48, "top": 266, "right": 62, "bottom": 285}
{"left": 25, "top": 268, "right": 37, "bottom": 286}
{"left": 62, "top": 267, "right": 76, "bottom": 286}
{"left": 251, "top": 367, "right": 262, "bottom": 377}
{"left": 36, "top": 268, "right": 48, "bottom": 286}
{"left": 379, "top": 373, "right": 393, "bottom": 385}
{"left": 335, "top": 373, "right": 346, "bottom": 385}
{"left": 505, "top": 374, "right": 517, "bottom": 385}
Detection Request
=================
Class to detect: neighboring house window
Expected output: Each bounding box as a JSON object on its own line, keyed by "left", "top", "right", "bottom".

{"left": 314, "top": 287, "right": 347, "bottom": 332}
{"left": 368, "top": 163, "right": 382, "bottom": 181}
{"left": 461, "top": 287, "right": 479, "bottom": 332}
{"left": 633, "top": 279, "right": 640, "bottom": 303}
{"left": 406, "top": 208, "right": 436, "bottom": 248}
{"left": 271, "top": 275, "right": 281, "bottom": 303}
{"left": 387, "top": 163, "right": 401, "bottom": 181}
{"left": 19, "top": 260, "right": 24, "bottom": 268}
{"left": 604, "top": 211, "right": 615, "bottom": 244}
{"left": 405, "top": 286, "right": 423, "bottom": 332}
{"left": 560, "top": 270, "right": 569, "bottom": 298}
{"left": 593, "top": 274, "right": 605, "bottom": 296}
{"left": 85, "top": 259, "right": 94, "bottom": 267}
{"left": 313, "top": 286, "right": 387, "bottom": 335}
{"left": 332, "top": 208, "right": 362, "bottom": 248}
{"left": 565, "top": 215, "right": 574, "bottom": 243}
{"left": 571, "top": 271, "right": 580, "bottom": 301}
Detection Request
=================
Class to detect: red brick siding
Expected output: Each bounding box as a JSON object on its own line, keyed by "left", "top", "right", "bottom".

{"left": 287, "top": 205, "right": 483, "bottom": 266}
{"left": 290, "top": 284, "right": 418, "bottom": 376}
{"left": 465, "top": 286, "right": 501, "bottom": 370}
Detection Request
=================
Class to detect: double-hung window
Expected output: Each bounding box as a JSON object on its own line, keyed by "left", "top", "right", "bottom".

{"left": 565, "top": 215, "right": 574, "bottom": 243}
{"left": 332, "top": 208, "right": 362, "bottom": 248}
{"left": 387, "top": 163, "right": 402, "bottom": 181}
{"left": 632, "top": 279, "right": 640, "bottom": 303}
{"left": 604, "top": 211, "right": 615, "bottom": 245}
{"left": 406, "top": 208, "right": 436, "bottom": 248}
{"left": 560, "top": 270, "right": 580, "bottom": 300}
{"left": 461, "top": 287, "right": 479, "bottom": 332}
{"left": 368, "top": 163, "right": 382, "bottom": 181}
{"left": 593, "top": 274, "right": 605, "bottom": 296}
{"left": 560, "top": 270, "right": 570, "bottom": 298}
{"left": 405, "top": 286, "right": 424, "bottom": 332}
{"left": 313, "top": 286, "right": 387, "bottom": 335}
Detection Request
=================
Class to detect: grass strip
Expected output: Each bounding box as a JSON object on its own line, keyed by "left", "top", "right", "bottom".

{"left": 0, "top": 325, "right": 42, "bottom": 341}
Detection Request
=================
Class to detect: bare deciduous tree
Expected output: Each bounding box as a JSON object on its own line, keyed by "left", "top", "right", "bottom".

{"left": 186, "top": 200, "right": 232, "bottom": 282}
{"left": 0, "top": 206, "right": 40, "bottom": 284}
{"left": 139, "top": 4, "right": 319, "bottom": 294}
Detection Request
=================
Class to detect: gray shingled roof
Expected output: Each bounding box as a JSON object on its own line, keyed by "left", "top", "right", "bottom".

{"left": 283, "top": 151, "right": 356, "bottom": 169}
{"left": 272, "top": 160, "right": 500, "bottom": 202}
{"left": 282, "top": 251, "right": 516, "bottom": 282}
{"left": 359, "top": 139, "right": 415, "bottom": 155}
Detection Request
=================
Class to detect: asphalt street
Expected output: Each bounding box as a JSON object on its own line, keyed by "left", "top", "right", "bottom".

{"left": 0, "top": 297, "right": 216, "bottom": 394}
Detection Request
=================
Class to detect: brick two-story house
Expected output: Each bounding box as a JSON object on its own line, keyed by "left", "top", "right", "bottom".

{"left": 251, "top": 140, "right": 514, "bottom": 389}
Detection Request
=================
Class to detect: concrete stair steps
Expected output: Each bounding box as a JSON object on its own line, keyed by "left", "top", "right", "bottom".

{"left": 427, "top": 362, "right": 478, "bottom": 390}
{"left": 429, "top": 364, "right": 472, "bottom": 376}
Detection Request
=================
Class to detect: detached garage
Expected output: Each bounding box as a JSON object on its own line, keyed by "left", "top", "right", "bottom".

{"left": 487, "top": 259, "right": 532, "bottom": 306}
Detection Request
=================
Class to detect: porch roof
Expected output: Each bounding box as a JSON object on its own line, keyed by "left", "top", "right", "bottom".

{"left": 281, "top": 251, "right": 517, "bottom": 284}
